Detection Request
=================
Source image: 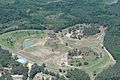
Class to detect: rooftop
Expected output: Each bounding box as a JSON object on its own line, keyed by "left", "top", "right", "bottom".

{"left": 16, "top": 58, "right": 28, "bottom": 64}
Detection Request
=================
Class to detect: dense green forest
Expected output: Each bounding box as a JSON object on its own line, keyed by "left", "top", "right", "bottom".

{"left": 0, "top": 46, "right": 28, "bottom": 80}
{"left": 0, "top": 0, "right": 120, "bottom": 80}
{"left": 0, "top": 0, "right": 120, "bottom": 33}
{"left": 94, "top": 1, "right": 120, "bottom": 78}
{"left": 95, "top": 0, "right": 120, "bottom": 79}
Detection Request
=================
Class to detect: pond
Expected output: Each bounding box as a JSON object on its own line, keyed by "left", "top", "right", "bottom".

{"left": 23, "top": 39, "right": 36, "bottom": 48}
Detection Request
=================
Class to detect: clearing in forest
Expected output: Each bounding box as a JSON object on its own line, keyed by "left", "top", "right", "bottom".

{"left": 0, "top": 24, "right": 115, "bottom": 79}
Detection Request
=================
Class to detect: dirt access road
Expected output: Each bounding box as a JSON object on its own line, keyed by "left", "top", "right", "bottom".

{"left": 50, "top": 26, "right": 116, "bottom": 79}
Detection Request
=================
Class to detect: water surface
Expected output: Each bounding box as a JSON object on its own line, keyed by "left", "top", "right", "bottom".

{"left": 23, "top": 39, "right": 36, "bottom": 48}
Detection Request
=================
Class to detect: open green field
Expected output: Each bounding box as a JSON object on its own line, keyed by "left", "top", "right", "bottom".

{"left": 0, "top": 30, "right": 46, "bottom": 49}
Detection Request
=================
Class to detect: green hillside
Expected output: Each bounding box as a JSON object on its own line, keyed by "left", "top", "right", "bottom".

{"left": 0, "top": 0, "right": 119, "bottom": 34}
{"left": 0, "top": 0, "right": 120, "bottom": 80}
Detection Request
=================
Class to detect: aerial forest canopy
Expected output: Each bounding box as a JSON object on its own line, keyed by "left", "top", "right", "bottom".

{"left": 0, "top": 46, "right": 28, "bottom": 80}
{"left": 0, "top": 0, "right": 120, "bottom": 80}
{"left": 0, "top": 0, "right": 120, "bottom": 33}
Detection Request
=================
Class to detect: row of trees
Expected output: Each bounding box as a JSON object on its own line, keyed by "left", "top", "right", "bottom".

{"left": 66, "top": 68, "right": 90, "bottom": 80}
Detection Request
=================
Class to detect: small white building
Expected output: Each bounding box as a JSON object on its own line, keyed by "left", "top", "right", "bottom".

{"left": 16, "top": 58, "right": 28, "bottom": 65}
{"left": 73, "top": 56, "right": 83, "bottom": 59}
{"left": 0, "top": 71, "right": 3, "bottom": 77}
{"left": 11, "top": 75, "right": 23, "bottom": 80}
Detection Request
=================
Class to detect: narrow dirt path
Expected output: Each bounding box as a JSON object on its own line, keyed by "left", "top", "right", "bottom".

{"left": 103, "top": 46, "right": 116, "bottom": 64}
